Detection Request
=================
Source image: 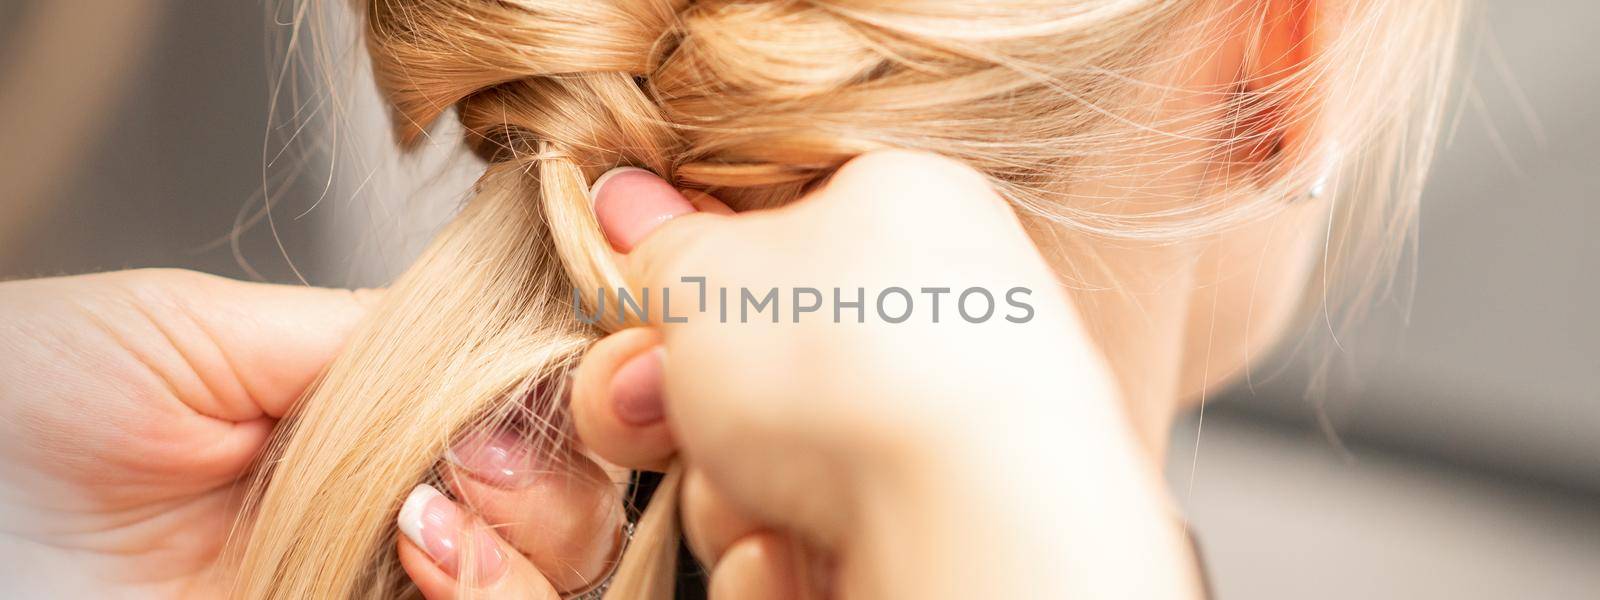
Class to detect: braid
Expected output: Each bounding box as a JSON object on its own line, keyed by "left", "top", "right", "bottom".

{"left": 231, "top": 0, "right": 1464, "bottom": 596}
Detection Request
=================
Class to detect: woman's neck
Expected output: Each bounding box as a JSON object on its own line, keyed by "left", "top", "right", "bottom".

{"left": 1030, "top": 196, "right": 1328, "bottom": 463}
{"left": 1077, "top": 260, "right": 1195, "bottom": 462}
{"left": 1026, "top": 226, "right": 1202, "bottom": 463}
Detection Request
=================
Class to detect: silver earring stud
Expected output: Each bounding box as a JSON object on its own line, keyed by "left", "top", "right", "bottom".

{"left": 1308, "top": 175, "right": 1330, "bottom": 200}
{"left": 1305, "top": 142, "right": 1340, "bottom": 201}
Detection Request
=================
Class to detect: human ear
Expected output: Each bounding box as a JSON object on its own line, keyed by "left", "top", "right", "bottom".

{"left": 1229, "top": 0, "right": 1324, "bottom": 169}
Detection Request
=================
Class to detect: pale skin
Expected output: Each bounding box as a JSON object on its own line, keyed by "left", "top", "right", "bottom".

{"left": 0, "top": 0, "right": 1330, "bottom": 597}
{"left": 563, "top": 154, "right": 1206, "bottom": 599}
{"left": 0, "top": 271, "right": 377, "bottom": 597}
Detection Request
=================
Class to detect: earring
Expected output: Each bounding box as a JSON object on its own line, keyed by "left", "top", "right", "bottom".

{"left": 1308, "top": 174, "right": 1330, "bottom": 201}
{"left": 1304, "top": 141, "right": 1340, "bottom": 201}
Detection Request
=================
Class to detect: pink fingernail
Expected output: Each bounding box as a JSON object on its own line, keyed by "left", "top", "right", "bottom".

{"left": 397, "top": 484, "right": 507, "bottom": 583}
{"left": 445, "top": 428, "right": 545, "bottom": 489}
{"left": 590, "top": 167, "right": 696, "bottom": 253}
{"left": 611, "top": 347, "right": 666, "bottom": 426}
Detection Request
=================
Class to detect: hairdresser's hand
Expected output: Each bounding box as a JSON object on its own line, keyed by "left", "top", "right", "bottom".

{"left": 0, "top": 271, "right": 617, "bottom": 600}
{"left": 0, "top": 270, "right": 375, "bottom": 597}
{"left": 560, "top": 151, "right": 1201, "bottom": 599}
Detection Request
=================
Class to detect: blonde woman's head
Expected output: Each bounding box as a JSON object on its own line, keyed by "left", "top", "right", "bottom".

{"left": 366, "top": 0, "right": 1459, "bottom": 403}
{"left": 232, "top": 0, "right": 1462, "bottom": 597}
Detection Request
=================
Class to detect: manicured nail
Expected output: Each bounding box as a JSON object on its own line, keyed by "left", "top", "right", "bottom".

{"left": 611, "top": 347, "right": 666, "bottom": 426}
{"left": 445, "top": 428, "right": 544, "bottom": 489}
{"left": 398, "top": 484, "right": 507, "bottom": 583}
{"left": 590, "top": 167, "right": 696, "bottom": 253}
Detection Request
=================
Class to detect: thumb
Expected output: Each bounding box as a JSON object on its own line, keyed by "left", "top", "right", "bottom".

{"left": 590, "top": 167, "right": 733, "bottom": 253}
{"left": 589, "top": 167, "right": 736, "bottom": 299}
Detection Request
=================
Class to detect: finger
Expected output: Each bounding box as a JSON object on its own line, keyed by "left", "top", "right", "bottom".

{"left": 707, "top": 533, "right": 807, "bottom": 600}
{"left": 682, "top": 467, "right": 764, "bottom": 568}
{"left": 682, "top": 189, "right": 737, "bottom": 215}
{"left": 590, "top": 167, "right": 698, "bottom": 253}
{"left": 397, "top": 484, "right": 560, "bottom": 600}
{"left": 586, "top": 166, "right": 733, "bottom": 317}
{"left": 570, "top": 327, "right": 675, "bottom": 471}
{"left": 441, "top": 426, "right": 627, "bottom": 593}
{"left": 575, "top": 169, "right": 741, "bottom": 473}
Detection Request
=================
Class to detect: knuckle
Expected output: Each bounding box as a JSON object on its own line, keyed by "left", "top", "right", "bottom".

{"left": 114, "top": 267, "right": 214, "bottom": 290}
{"left": 541, "top": 504, "right": 614, "bottom": 555}
{"left": 839, "top": 150, "right": 995, "bottom": 196}
{"left": 829, "top": 150, "right": 1009, "bottom": 220}
{"left": 99, "top": 268, "right": 220, "bottom": 310}
{"left": 492, "top": 481, "right": 620, "bottom": 584}
{"left": 348, "top": 287, "right": 385, "bottom": 310}
{"left": 836, "top": 148, "right": 954, "bottom": 178}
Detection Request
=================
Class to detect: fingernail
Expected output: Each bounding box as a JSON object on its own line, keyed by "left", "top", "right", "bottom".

{"left": 590, "top": 167, "right": 696, "bottom": 253}
{"left": 445, "top": 428, "right": 545, "bottom": 489}
{"left": 611, "top": 347, "right": 666, "bottom": 426}
{"left": 398, "top": 484, "right": 507, "bottom": 583}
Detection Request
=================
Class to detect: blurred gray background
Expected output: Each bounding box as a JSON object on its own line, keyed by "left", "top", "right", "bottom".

{"left": 1, "top": 2, "right": 1594, "bottom": 598}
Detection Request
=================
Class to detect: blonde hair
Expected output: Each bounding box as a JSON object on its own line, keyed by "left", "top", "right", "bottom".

{"left": 232, "top": 0, "right": 1463, "bottom": 597}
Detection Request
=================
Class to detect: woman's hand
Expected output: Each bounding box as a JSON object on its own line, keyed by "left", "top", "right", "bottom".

{"left": 561, "top": 151, "right": 1202, "bottom": 598}
{"left": 0, "top": 270, "right": 369, "bottom": 597}
{"left": 0, "top": 270, "right": 608, "bottom": 599}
